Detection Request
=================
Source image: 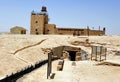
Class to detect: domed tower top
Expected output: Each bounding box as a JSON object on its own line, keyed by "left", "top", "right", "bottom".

{"left": 41, "top": 6, "right": 47, "bottom": 12}
{"left": 40, "top": 6, "right": 48, "bottom": 16}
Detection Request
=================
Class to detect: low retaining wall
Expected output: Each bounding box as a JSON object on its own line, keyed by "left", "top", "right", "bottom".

{"left": 0, "top": 58, "right": 59, "bottom": 82}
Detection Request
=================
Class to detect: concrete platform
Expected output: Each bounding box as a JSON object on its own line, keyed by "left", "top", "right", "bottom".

{"left": 47, "top": 61, "right": 74, "bottom": 82}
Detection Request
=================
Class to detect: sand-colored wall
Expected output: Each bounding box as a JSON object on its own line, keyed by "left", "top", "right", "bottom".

{"left": 30, "top": 13, "right": 105, "bottom": 36}
{"left": 56, "top": 28, "right": 105, "bottom": 36}
{"left": 52, "top": 46, "right": 64, "bottom": 58}
{"left": 10, "top": 27, "right": 26, "bottom": 34}
{"left": 56, "top": 28, "right": 75, "bottom": 35}
{"left": 89, "top": 30, "right": 105, "bottom": 36}
{"left": 30, "top": 15, "right": 45, "bottom": 34}
{"left": 45, "top": 24, "right": 56, "bottom": 34}
{"left": 56, "top": 28, "right": 88, "bottom": 35}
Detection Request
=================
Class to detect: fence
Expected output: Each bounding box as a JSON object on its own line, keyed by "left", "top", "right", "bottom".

{"left": 0, "top": 57, "right": 58, "bottom": 82}
{"left": 91, "top": 46, "right": 107, "bottom": 62}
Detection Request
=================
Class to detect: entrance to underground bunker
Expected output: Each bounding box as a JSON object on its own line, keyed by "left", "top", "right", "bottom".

{"left": 52, "top": 46, "right": 88, "bottom": 61}
{"left": 68, "top": 51, "right": 76, "bottom": 61}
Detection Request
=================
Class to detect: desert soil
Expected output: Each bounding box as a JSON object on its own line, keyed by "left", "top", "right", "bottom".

{"left": 0, "top": 35, "right": 120, "bottom": 82}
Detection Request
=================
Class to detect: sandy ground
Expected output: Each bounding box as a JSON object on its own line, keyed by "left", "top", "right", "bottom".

{"left": 17, "top": 60, "right": 120, "bottom": 82}
{"left": 73, "top": 61, "right": 120, "bottom": 82}
{"left": 0, "top": 35, "right": 120, "bottom": 81}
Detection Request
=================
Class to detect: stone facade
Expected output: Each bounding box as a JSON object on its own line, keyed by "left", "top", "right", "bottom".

{"left": 45, "top": 24, "right": 56, "bottom": 34}
{"left": 10, "top": 26, "right": 26, "bottom": 34}
{"left": 52, "top": 46, "right": 83, "bottom": 61}
{"left": 30, "top": 6, "right": 105, "bottom": 36}
{"left": 30, "top": 6, "right": 49, "bottom": 35}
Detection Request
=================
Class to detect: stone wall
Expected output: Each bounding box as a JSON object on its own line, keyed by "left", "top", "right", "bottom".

{"left": 56, "top": 28, "right": 87, "bottom": 35}
{"left": 52, "top": 46, "right": 64, "bottom": 58}
{"left": 45, "top": 24, "right": 56, "bottom": 34}
{"left": 10, "top": 26, "right": 26, "bottom": 34}
{"left": 30, "top": 7, "right": 105, "bottom": 35}
{"left": 56, "top": 28, "right": 105, "bottom": 36}
{"left": 52, "top": 46, "right": 89, "bottom": 61}
{"left": 89, "top": 30, "right": 105, "bottom": 36}
{"left": 30, "top": 15, "right": 45, "bottom": 34}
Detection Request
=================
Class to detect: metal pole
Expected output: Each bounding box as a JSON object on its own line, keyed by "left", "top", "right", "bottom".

{"left": 96, "top": 46, "right": 97, "bottom": 61}
{"left": 105, "top": 48, "right": 107, "bottom": 60}
{"left": 47, "top": 52, "right": 52, "bottom": 79}
{"left": 100, "top": 46, "right": 102, "bottom": 62}
{"left": 91, "top": 46, "right": 93, "bottom": 60}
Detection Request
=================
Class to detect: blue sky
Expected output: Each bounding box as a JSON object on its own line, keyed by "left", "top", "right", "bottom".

{"left": 0, "top": 0, "right": 120, "bottom": 35}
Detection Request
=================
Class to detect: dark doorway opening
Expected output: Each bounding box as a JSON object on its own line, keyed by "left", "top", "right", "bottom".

{"left": 68, "top": 51, "right": 76, "bottom": 61}
{"left": 21, "top": 30, "right": 26, "bottom": 34}
{"left": 36, "top": 32, "right": 39, "bottom": 35}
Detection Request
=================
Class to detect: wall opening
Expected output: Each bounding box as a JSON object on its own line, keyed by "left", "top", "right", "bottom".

{"left": 35, "top": 29, "right": 39, "bottom": 35}
{"left": 35, "top": 21, "right": 38, "bottom": 23}
{"left": 21, "top": 30, "right": 26, "bottom": 34}
{"left": 52, "top": 46, "right": 88, "bottom": 61}
{"left": 35, "top": 29, "right": 38, "bottom": 31}
{"left": 36, "top": 32, "right": 39, "bottom": 35}
{"left": 68, "top": 51, "right": 76, "bottom": 61}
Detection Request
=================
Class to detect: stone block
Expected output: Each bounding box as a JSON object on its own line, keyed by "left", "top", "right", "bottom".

{"left": 76, "top": 56, "right": 82, "bottom": 61}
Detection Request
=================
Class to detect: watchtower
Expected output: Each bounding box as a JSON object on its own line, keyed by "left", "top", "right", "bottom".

{"left": 30, "top": 6, "right": 49, "bottom": 34}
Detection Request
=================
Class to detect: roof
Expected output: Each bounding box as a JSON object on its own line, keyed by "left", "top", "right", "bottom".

{"left": 10, "top": 26, "right": 27, "bottom": 30}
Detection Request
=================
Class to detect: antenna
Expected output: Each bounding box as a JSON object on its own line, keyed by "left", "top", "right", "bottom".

{"left": 99, "top": 26, "right": 100, "bottom": 30}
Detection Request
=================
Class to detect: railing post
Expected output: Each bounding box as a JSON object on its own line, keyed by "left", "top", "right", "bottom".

{"left": 47, "top": 51, "right": 52, "bottom": 79}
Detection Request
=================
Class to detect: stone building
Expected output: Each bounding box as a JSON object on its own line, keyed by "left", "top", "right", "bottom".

{"left": 30, "top": 6, "right": 105, "bottom": 35}
{"left": 10, "top": 26, "right": 27, "bottom": 34}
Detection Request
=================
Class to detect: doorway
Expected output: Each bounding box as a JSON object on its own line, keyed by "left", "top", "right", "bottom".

{"left": 68, "top": 51, "right": 76, "bottom": 61}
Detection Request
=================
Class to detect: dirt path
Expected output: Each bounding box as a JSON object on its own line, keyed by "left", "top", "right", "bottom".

{"left": 13, "top": 39, "right": 47, "bottom": 55}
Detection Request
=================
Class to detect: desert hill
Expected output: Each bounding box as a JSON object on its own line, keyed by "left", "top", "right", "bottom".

{"left": 0, "top": 35, "right": 120, "bottom": 82}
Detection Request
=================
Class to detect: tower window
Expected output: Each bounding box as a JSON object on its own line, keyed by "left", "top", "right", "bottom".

{"left": 35, "top": 29, "right": 38, "bottom": 31}
{"left": 35, "top": 21, "right": 38, "bottom": 23}
{"left": 47, "top": 29, "right": 49, "bottom": 32}
{"left": 36, "top": 32, "right": 39, "bottom": 35}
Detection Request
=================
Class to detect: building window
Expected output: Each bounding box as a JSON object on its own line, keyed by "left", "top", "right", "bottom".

{"left": 35, "top": 29, "right": 38, "bottom": 31}
{"left": 35, "top": 21, "right": 38, "bottom": 23}
{"left": 36, "top": 32, "right": 39, "bottom": 35}
{"left": 47, "top": 29, "right": 49, "bottom": 32}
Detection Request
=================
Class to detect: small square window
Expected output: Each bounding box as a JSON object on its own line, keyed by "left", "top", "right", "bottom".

{"left": 35, "top": 29, "right": 38, "bottom": 31}
{"left": 47, "top": 29, "right": 49, "bottom": 32}
{"left": 35, "top": 21, "right": 38, "bottom": 23}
